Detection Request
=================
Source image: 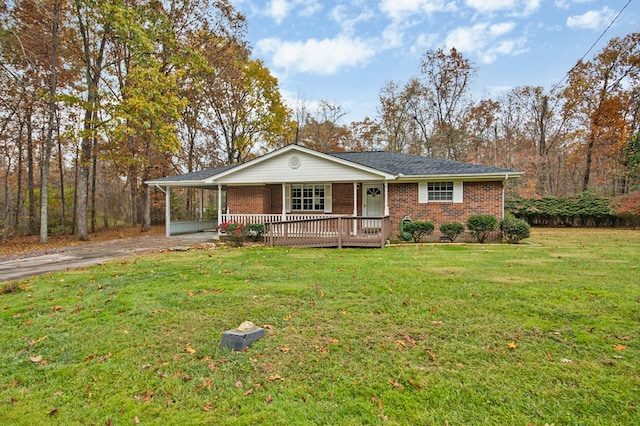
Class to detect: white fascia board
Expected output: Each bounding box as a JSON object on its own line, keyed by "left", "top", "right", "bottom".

{"left": 395, "top": 172, "right": 523, "bottom": 182}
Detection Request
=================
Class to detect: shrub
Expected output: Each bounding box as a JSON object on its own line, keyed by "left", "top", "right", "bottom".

{"left": 246, "top": 223, "right": 266, "bottom": 241}
{"left": 466, "top": 214, "right": 498, "bottom": 243}
{"left": 500, "top": 215, "right": 531, "bottom": 244}
{"left": 403, "top": 220, "right": 434, "bottom": 242}
{"left": 217, "top": 222, "right": 247, "bottom": 247}
{"left": 439, "top": 222, "right": 464, "bottom": 242}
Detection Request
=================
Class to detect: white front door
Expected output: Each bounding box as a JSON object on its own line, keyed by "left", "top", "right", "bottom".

{"left": 363, "top": 184, "right": 383, "bottom": 228}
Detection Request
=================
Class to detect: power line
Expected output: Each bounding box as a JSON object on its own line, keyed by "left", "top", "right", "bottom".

{"left": 550, "top": 0, "right": 632, "bottom": 93}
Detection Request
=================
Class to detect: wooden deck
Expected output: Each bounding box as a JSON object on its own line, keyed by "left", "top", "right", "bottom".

{"left": 266, "top": 216, "right": 390, "bottom": 248}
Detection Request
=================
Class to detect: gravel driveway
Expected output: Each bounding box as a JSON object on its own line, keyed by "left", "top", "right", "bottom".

{"left": 0, "top": 232, "right": 216, "bottom": 283}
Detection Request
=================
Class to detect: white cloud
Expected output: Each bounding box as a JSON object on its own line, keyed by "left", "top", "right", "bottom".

{"left": 331, "top": 4, "right": 375, "bottom": 34}
{"left": 445, "top": 22, "right": 525, "bottom": 63}
{"left": 263, "top": 0, "right": 321, "bottom": 24}
{"left": 554, "top": 0, "right": 594, "bottom": 10}
{"left": 465, "top": 0, "right": 540, "bottom": 16}
{"left": 567, "top": 7, "right": 616, "bottom": 30}
{"left": 256, "top": 35, "right": 377, "bottom": 75}
{"left": 379, "top": 0, "right": 457, "bottom": 20}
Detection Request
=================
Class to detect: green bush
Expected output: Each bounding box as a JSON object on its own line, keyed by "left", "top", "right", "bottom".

{"left": 466, "top": 214, "right": 498, "bottom": 243}
{"left": 403, "top": 220, "right": 435, "bottom": 242}
{"left": 439, "top": 222, "right": 464, "bottom": 242}
{"left": 246, "top": 223, "right": 266, "bottom": 241}
{"left": 500, "top": 214, "right": 531, "bottom": 244}
{"left": 217, "top": 222, "right": 247, "bottom": 247}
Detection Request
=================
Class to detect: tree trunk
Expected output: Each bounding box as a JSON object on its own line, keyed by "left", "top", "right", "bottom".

{"left": 56, "top": 112, "right": 66, "bottom": 234}
{"left": 40, "top": 0, "right": 60, "bottom": 243}
{"left": 582, "top": 129, "right": 596, "bottom": 192}
{"left": 141, "top": 182, "right": 151, "bottom": 232}
{"left": 26, "top": 112, "right": 36, "bottom": 234}
{"left": 90, "top": 135, "right": 98, "bottom": 233}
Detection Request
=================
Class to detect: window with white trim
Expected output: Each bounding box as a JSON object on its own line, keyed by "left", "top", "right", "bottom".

{"left": 428, "top": 182, "right": 453, "bottom": 201}
{"left": 418, "top": 181, "right": 463, "bottom": 203}
{"left": 291, "top": 184, "right": 325, "bottom": 211}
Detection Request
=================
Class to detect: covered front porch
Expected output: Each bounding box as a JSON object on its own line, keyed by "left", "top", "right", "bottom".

{"left": 156, "top": 183, "right": 392, "bottom": 248}
{"left": 146, "top": 144, "right": 397, "bottom": 248}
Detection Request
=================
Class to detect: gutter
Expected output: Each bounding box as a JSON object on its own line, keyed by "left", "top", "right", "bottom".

{"left": 154, "top": 183, "right": 166, "bottom": 194}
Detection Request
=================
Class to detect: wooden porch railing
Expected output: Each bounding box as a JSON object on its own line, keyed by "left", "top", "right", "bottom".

{"left": 221, "top": 213, "right": 339, "bottom": 225}
{"left": 266, "top": 216, "right": 390, "bottom": 248}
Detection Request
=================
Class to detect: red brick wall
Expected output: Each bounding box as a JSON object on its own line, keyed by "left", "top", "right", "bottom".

{"left": 332, "top": 183, "right": 359, "bottom": 215}
{"left": 228, "top": 181, "right": 504, "bottom": 236}
{"left": 388, "top": 181, "right": 504, "bottom": 235}
{"left": 227, "top": 186, "right": 269, "bottom": 214}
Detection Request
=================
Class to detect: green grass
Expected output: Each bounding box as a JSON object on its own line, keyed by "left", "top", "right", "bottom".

{"left": 1, "top": 228, "right": 639, "bottom": 425}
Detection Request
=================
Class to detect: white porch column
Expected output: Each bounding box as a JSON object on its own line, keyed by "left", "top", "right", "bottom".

{"left": 165, "top": 186, "right": 171, "bottom": 237}
{"left": 352, "top": 183, "right": 358, "bottom": 216}
{"left": 281, "top": 183, "right": 287, "bottom": 220}
{"left": 217, "top": 184, "right": 222, "bottom": 225}
{"left": 200, "top": 188, "right": 204, "bottom": 220}
{"left": 384, "top": 181, "right": 390, "bottom": 216}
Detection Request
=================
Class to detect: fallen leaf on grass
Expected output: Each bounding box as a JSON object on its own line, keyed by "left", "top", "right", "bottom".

{"left": 388, "top": 379, "right": 403, "bottom": 392}
{"left": 202, "top": 402, "right": 213, "bottom": 411}
{"left": 279, "top": 346, "right": 291, "bottom": 353}
{"left": 613, "top": 344, "right": 628, "bottom": 351}
{"left": 30, "top": 355, "right": 43, "bottom": 363}
{"left": 266, "top": 395, "right": 272, "bottom": 404}
{"left": 395, "top": 340, "right": 406, "bottom": 347}
{"left": 243, "top": 388, "right": 253, "bottom": 396}
{"left": 186, "top": 347, "right": 197, "bottom": 354}
{"left": 404, "top": 334, "right": 416, "bottom": 345}
{"left": 283, "top": 315, "right": 292, "bottom": 321}
{"left": 47, "top": 409, "right": 58, "bottom": 416}
{"left": 615, "top": 335, "right": 630, "bottom": 341}
{"left": 425, "top": 349, "right": 437, "bottom": 361}
{"left": 134, "top": 417, "right": 141, "bottom": 424}
{"left": 507, "top": 341, "right": 517, "bottom": 349}
{"left": 267, "top": 374, "right": 284, "bottom": 382}
{"left": 234, "top": 380, "right": 243, "bottom": 388}
{"left": 561, "top": 358, "right": 572, "bottom": 363}
{"left": 546, "top": 352, "right": 554, "bottom": 362}
{"left": 431, "top": 321, "right": 443, "bottom": 326}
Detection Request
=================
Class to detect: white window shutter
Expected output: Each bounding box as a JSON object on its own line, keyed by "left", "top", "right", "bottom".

{"left": 418, "top": 182, "right": 428, "bottom": 203}
{"left": 324, "top": 184, "right": 332, "bottom": 213}
{"left": 453, "top": 181, "right": 463, "bottom": 203}
{"left": 285, "top": 184, "right": 292, "bottom": 212}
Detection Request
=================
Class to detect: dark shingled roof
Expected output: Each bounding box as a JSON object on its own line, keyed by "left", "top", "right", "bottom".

{"left": 150, "top": 165, "right": 237, "bottom": 183}
{"left": 329, "top": 151, "right": 518, "bottom": 176}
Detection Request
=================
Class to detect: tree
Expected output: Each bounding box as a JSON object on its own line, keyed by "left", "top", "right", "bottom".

{"left": 377, "top": 79, "right": 425, "bottom": 154}
{"left": 563, "top": 33, "right": 640, "bottom": 194}
{"left": 201, "top": 39, "right": 292, "bottom": 163}
{"left": 420, "top": 47, "right": 476, "bottom": 160}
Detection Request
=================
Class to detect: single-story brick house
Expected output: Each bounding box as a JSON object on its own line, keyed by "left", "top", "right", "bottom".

{"left": 146, "top": 144, "right": 522, "bottom": 244}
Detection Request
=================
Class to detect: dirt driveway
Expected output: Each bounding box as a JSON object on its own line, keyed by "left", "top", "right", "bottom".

{"left": 0, "top": 232, "right": 216, "bottom": 283}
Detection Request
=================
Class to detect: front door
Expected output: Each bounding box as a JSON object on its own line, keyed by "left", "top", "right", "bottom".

{"left": 363, "top": 184, "right": 383, "bottom": 229}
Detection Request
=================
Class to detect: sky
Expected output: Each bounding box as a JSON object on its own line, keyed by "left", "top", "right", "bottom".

{"left": 230, "top": 0, "right": 639, "bottom": 123}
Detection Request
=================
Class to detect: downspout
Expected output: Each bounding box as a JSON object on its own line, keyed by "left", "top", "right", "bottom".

{"left": 502, "top": 174, "right": 509, "bottom": 219}
{"left": 218, "top": 184, "right": 223, "bottom": 227}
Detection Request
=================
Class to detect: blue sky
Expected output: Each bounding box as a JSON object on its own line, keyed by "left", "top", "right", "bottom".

{"left": 230, "top": 0, "right": 639, "bottom": 123}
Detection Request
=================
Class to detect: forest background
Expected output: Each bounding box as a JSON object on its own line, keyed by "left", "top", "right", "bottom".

{"left": 1, "top": 0, "right": 639, "bottom": 243}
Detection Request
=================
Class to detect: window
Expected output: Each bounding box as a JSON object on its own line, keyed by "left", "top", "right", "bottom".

{"left": 291, "top": 184, "right": 325, "bottom": 211}
{"left": 418, "top": 181, "right": 463, "bottom": 203}
{"left": 428, "top": 182, "right": 453, "bottom": 201}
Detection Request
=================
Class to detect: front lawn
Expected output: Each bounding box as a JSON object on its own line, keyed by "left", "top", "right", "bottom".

{"left": 1, "top": 228, "right": 638, "bottom": 425}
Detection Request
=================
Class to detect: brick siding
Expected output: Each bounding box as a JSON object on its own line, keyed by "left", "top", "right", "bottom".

{"left": 388, "top": 181, "right": 504, "bottom": 237}
{"left": 228, "top": 181, "right": 504, "bottom": 231}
